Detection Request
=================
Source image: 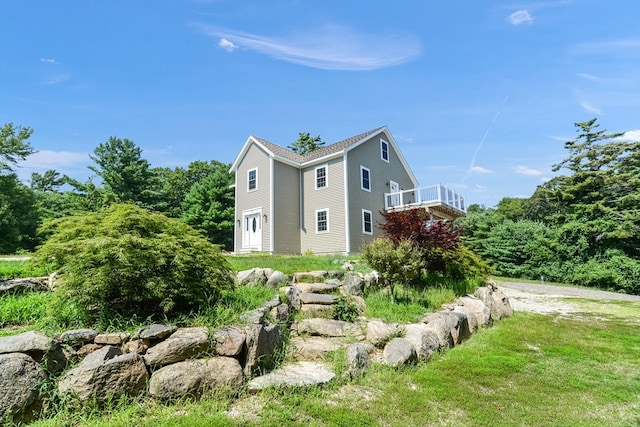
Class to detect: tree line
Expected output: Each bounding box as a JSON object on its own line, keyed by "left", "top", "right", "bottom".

{"left": 0, "top": 124, "right": 234, "bottom": 253}
{"left": 457, "top": 119, "right": 639, "bottom": 294}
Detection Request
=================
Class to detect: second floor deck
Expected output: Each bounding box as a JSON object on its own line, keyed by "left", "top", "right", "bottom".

{"left": 384, "top": 184, "right": 467, "bottom": 220}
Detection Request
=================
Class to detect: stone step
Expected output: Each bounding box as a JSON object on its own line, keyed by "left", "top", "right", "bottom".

{"left": 289, "top": 336, "right": 347, "bottom": 360}
{"left": 299, "top": 292, "right": 337, "bottom": 305}
{"left": 294, "top": 282, "right": 341, "bottom": 294}
{"left": 246, "top": 361, "right": 335, "bottom": 393}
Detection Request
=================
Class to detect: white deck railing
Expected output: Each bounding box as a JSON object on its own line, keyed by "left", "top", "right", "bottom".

{"left": 384, "top": 184, "right": 467, "bottom": 214}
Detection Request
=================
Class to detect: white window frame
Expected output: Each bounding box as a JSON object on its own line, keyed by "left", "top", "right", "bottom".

{"left": 360, "top": 165, "right": 371, "bottom": 192}
{"left": 380, "top": 139, "right": 389, "bottom": 163}
{"left": 362, "top": 209, "right": 373, "bottom": 235}
{"left": 315, "top": 164, "right": 328, "bottom": 189}
{"left": 247, "top": 168, "right": 257, "bottom": 192}
{"left": 316, "top": 208, "right": 329, "bottom": 234}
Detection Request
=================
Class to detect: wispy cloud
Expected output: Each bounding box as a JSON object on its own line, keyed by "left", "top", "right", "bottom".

{"left": 469, "top": 166, "right": 494, "bottom": 174}
{"left": 508, "top": 10, "right": 533, "bottom": 25}
{"left": 474, "top": 184, "right": 487, "bottom": 192}
{"left": 23, "top": 150, "right": 89, "bottom": 169}
{"left": 572, "top": 38, "right": 640, "bottom": 55}
{"left": 40, "top": 58, "right": 59, "bottom": 64}
{"left": 193, "top": 23, "right": 420, "bottom": 70}
{"left": 512, "top": 165, "right": 543, "bottom": 176}
{"left": 581, "top": 101, "right": 601, "bottom": 115}
{"left": 46, "top": 73, "right": 71, "bottom": 85}
{"left": 218, "top": 38, "right": 237, "bottom": 52}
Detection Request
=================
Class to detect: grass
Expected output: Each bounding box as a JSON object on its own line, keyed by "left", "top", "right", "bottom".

{"left": 0, "top": 259, "right": 50, "bottom": 279}
{"left": 226, "top": 253, "right": 367, "bottom": 275}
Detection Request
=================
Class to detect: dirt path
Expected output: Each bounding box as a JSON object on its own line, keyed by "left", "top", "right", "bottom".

{"left": 497, "top": 281, "right": 640, "bottom": 315}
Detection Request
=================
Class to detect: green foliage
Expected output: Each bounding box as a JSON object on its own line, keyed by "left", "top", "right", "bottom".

{"left": 226, "top": 253, "right": 362, "bottom": 275}
{"left": 180, "top": 162, "right": 234, "bottom": 250}
{"left": 571, "top": 250, "right": 640, "bottom": 294}
{"left": 30, "top": 170, "right": 65, "bottom": 192}
{"left": 361, "top": 238, "right": 422, "bottom": 301}
{"left": 287, "top": 132, "right": 325, "bottom": 155}
{"left": 0, "top": 260, "right": 50, "bottom": 279}
{"left": 89, "top": 137, "right": 158, "bottom": 207}
{"left": 0, "top": 174, "right": 39, "bottom": 253}
{"left": 33, "top": 204, "right": 234, "bottom": 323}
{"left": 0, "top": 123, "right": 34, "bottom": 174}
{"left": 333, "top": 296, "right": 359, "bottom": 322}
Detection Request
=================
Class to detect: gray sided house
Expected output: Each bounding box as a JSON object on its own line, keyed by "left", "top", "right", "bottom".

{"left": 229, "top": 126, "right": 466, "bottom": 255}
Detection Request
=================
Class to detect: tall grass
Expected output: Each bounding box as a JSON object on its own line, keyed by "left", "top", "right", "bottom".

{"left": 0, "top": 260, "right": 51, "bottom": 279}
{"left": 226, "top": 253, "right": 364, "bottom": 275}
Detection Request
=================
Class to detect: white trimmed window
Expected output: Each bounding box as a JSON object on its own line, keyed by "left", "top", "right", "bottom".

{"left": 316, "top": 209, "right": 329, "bottom": 233}
{"left": 315, "top": 164, "right": 328, "bottom": 189}
{"left": 247, "top": 168, "right": 257, "bottom": 191}
{"left": 380, "top": 139, "right": 389, "bottom": 162}
{"left": 362, "top": 209, "right": 373, "bottom": 234}
{"left": 360, "top": 166, "right": 371, "bottom": 192}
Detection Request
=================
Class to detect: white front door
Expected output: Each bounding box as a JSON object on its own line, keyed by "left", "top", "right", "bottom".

{"left": 242, "top": 211, "right": 262, "bottom": 250}
{"left": 389, "top": 181, "right": 400, "bottom": 207}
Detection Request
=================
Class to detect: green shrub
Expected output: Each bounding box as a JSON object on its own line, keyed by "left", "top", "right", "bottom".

{"left": 361, "top": 238, "right": 422, "bottom": 301}
{"left": 333, "top": 296, "right": 359, "bottom": 322}
{"left": 33, "top": 203, "right": 234, "bottom": 324}
{"left": 570, "top": 250, "right": 640, "bottom": 294}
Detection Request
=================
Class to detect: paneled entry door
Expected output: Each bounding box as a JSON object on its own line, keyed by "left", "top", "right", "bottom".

{"left": 242, "top": 210, "right": 262, "bottom": 251}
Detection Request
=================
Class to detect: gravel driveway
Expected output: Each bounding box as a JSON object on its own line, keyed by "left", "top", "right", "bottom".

{"left": 497, "top": 281, "right": 640, "bottom": 315}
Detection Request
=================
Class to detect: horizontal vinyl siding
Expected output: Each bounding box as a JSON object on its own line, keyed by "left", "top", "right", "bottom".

{"left": 234, "top": 143, "right": 271, "bottom": 252}
{"left": 273, "top": 161, "right": 301, "bottom": 253}
{"left": 300, "top": 157, "right": 346, "bottom": 254}
{"left": 347, "top": 131, "right": 415, "bottom": 253}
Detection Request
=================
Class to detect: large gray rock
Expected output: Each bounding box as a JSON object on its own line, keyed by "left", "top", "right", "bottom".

{"left": 237, "top": 268, "right": 271, "bottom": 286}
{"left": 453, "top": 305, "right": 478, "bottom": 335}
{"left": 289, "top": 336, "right": 346, "bottom": 360}
{"left": 0, "top": 278, "right": 47, "bottom": 294}
{"left": 295, "top": 282, "right": 341, "bottom": 294}
{"left": 299, "top": 292, "right": 337, "bottom": 305}
{"left": 144, "top": 327, "right": 209, "bottom": 368}
{"left": 139, "top": 324, "right": 176, "bottom": 340}
{"left": 94, "top": 332, "right": 130, "bottom": 345}
{"left": 281, "top": 285, "right": 301, "bottom": 310}
{"left": 59, "top": 329, "right": 98, "bottom": 346}
{"left": 149, "top": 357, "right": 243, "bottom": 400}
{"left": 300, "top": 304, "right": 334, "bottom": 318}
{"left": 247, "top": 361, "right": 335, "bottom": 393}
{"left": 244, "top": 322, "right": 284, "bottom": 376}
{"left": 266, "top": 270, "right": 287, "bottom": 288}
{"left": 0, "top": 331, "right": 67, "bottom": 374}
{"left": 341, "top": 274, "right": 365, "bottom": 297}
{"left": 403, "top": 323, "right": 440, "bottom": 358}
{"left": 0, "top": 353, "right": 47, "bottom": 424}
{"left": 270, "top": 303, "right": 290, "bottom": 323}
{"left": 366, "top": 319, "right": 400, "bottom": 347}
{"left": 458, "top": 295, "right": 491, "bottom": 327}
{"left": 345, "top": 342, "right": 374, "bottom": 378}
{"left": 58, "top": 348, "right": 148, "bottom": 403}
{"left": 213, "top": 326, "right": 245, "bottom": 357}
{"left": 474, "top": 285, "right": 513, "bottom": 321}
{"left": 382, "top": 338, "right": 417, "bottom": 367}
{"left": 293, "top": 271, "right": 328, "bottom": 283}
{"left": 420, "top": 313, "right": 454, "bottom": 351}
{"left": 297, "top": 318, "right": 364, "bottom": 339}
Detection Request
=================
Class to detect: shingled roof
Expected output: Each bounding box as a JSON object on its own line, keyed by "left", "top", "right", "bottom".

{"left": 252, "top": 126, "right": 386, "bottom": 164}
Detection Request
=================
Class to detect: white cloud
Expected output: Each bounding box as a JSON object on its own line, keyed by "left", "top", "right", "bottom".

{"left": 218, "top": 38, "right": 237, "bottom": 52}
{"left": 40, "top": 58, "right": 58, "bottom": 64}
{"left": 622, "top": 130, "right": 640, "bottom": 141}
{"left": 469, "top": 166, "right": 493, "bottom": 174}
{"left": 22, "top": 150, "right": 89, "bottom": 169}
{"left": 508, "top": 10, "right": 533, "bottom": 25}
{"left": 46, "top": 73, "right": 71, "bottom": 85}
{"left": 512, "top": 165, "right": 543, "bottom": 176}
{"left": 194, "top": 23, "right": 420, "bottom": 70}
{"left": 580, "top": 101, "right": 601, "bottom": 115}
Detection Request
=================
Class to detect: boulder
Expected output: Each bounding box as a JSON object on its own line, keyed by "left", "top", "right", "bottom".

{"left": 139, "top": 324, "right": 176, "bottom": 340}
{"left": 458, "top": 295, "right": 491, "bottom": 327}
{"left": 382, "top": 338, "right": 417, "bottom": 367}
{"left": 299, "top": 292, "right": 337, "bottom": 305}
{"left": 94, "top": 332, "right": 130, "bottom": 345}
{"left": 213, "top": 326, "right": 245, "bottom": 357}
{"left": 58, "top": 347, "right": 148, "bottom": 403}
{"left": 453, "top": 305, "right": 478, "bottom": 335}
{"left": 59, "top": 329, "right": 99, "bottom": 346}
{"left": 0, "top": 353, "right": 47, "bottom": 424}
{"left": 266, "top": 270, "right": 287, "bottom": 288}
{"left": 420, "top": 313, "right": 454, "bottom": 351}
{"left": 297, "top": 319, "right": 364, "bottom": 339}
{"left": 341, "top": 274, "right": 365, "bottom": 297}
{"left": 0, "top": 331, "right": 67, "bottom": 374}
{"left": 295, "top": 282, "right": 341, "bottom": 294}
{"left": 270, "top": 303, "right": 290, "bottom": 323}
{"left": 144, "top": 327, "right": 209, "bottom": 368}
{"left": 289, "top": 336, "right": 346, "bottom": 360}
{"left": 0, "top": 278, "right": 47, "bottom": 294}
{"left": 345, "top": 342, "right": 374, "bottom": 378}
{"left": 240, "top": 307, "right": 270, "bottom": 325}
{"left": 149, "top": 357, "right": 243, "bottom": 400}
{"left": 366, "top": 319, "right": 400, "bottom": 347}
{"left": 237, "top": 268, "right": 270, "bottom": 286}
{"left": 247, "top": 361, "right": 335, "bottom": 393}
{"left": 123, "top": 340, "right": 148, "bottom": 355}
{"left": 300, "top": 304, "right": 334, "bottom": 318}
{"left": 363, "top": 271, "right": 379, "bottom": 287}
{"left": 403, "top": 323, "right": 440, "bottom": 358}
{"left": 281, "top": 285, "right": 301, "bottom": 310}
{"left": 474, "top": 285, "right": 513, "bottom": 321}
{"left": 243, "top": 322, "right": 284, "bottom": 376}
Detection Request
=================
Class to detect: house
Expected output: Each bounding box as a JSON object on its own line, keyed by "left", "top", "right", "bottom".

{"left": 229, "top": 126, "right": 466, "bottom": 254}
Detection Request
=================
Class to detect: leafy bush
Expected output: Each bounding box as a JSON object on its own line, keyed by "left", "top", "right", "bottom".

{"left": 570, "top": 250, "right": 640, "bottom": 294}
{"left": 333, "top": 296, "right": 359, "bottom": 322}
{"left": 361, "top": 238, "right": 422, "bottom": 301}
{"left": 33, "top": 203, "right": 234, "bottom": 323}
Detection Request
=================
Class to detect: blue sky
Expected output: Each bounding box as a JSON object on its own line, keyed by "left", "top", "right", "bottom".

{"left": 2, "top": 0, "right": 639, "bottom": 208}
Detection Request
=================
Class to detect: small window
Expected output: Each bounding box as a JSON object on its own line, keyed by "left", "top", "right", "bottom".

{"left": 360, "top": 166, "right": 371, "bottom": 191}
{"left": 362, "top": 209, "right": 373, "bottom": 234}
{"left": 248, "top": 168, "right": 257, "bottom": 191}
{"left": 315, "top": 165, "right": 327, "bottom": 189}
{"left": 381, "top": 140, "right": 389, "bottom": 162}
{"left": 316, "top": 209, "right": 329, "bottom": 233}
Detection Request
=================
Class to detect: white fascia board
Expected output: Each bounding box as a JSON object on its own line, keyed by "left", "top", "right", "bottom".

{"left": 229, "top": 136, "right": 275, "bottom": 172}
